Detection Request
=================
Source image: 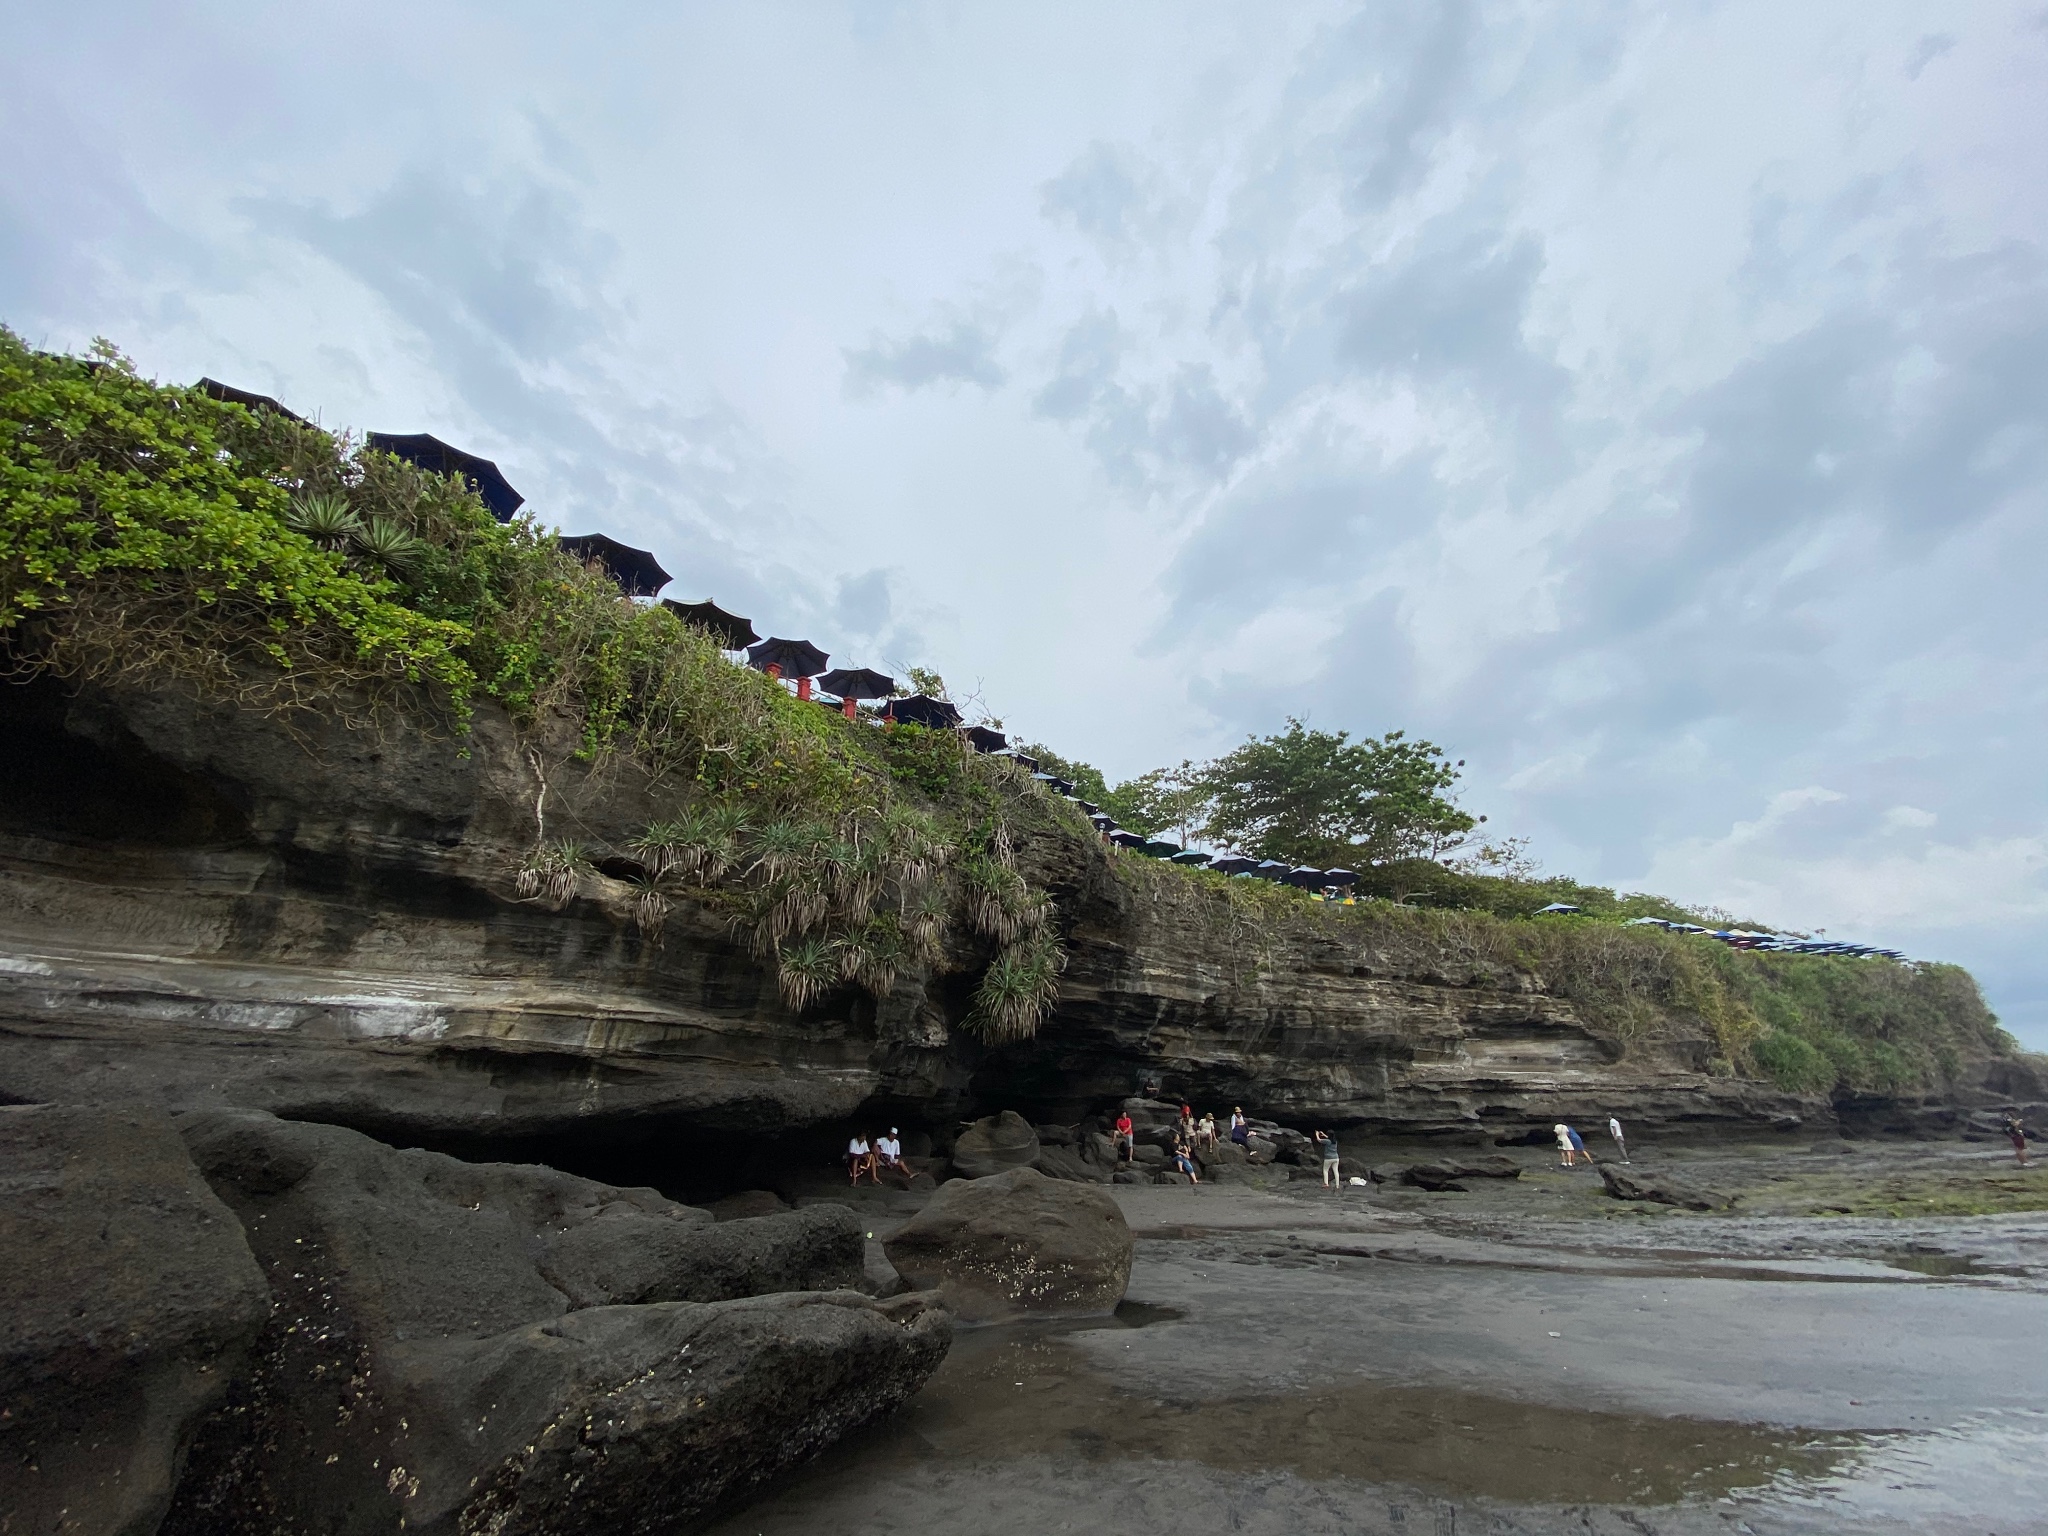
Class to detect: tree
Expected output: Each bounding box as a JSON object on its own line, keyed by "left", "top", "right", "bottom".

{"left": 897, "top": 666, "right": 948, "bottom": 699}
{"left": 1198, "top": 719, "right": 1478, "bottom": 867}
{"left": 1100, "top": 760, "right": 1207, "bottom": 843}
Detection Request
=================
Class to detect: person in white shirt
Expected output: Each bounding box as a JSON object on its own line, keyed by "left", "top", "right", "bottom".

{"left": 1608, "top": 1117, "right": 1629, "bottom": 1164}
{"left": 876, "top": 1128, "right": 911, "bottom": 1178}
{"left": 846, "top": 1134, "right": 875, "bottom": 1185}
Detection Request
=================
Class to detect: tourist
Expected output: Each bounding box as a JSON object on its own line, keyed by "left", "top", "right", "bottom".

{"left": 1178, "top": 1104, "right": 1196, "bottom": 1140}
{"left": 1608, "top": 1116, "right": 1629, "bottom": 1163}
{"left": 877, "top": 1127, "right": 910, "bottom": 1178}
{"left": 1197, "top": 1111, "right": 1218, "bottom": 1149}
{"left": 1114, "top": 1110, "right": 1136, "bottom": 1164}
{"left": 1169, "top": 1136, "right": 1201, "bottom": 1183}
{"left": 1315, "top": 1129, "right": 1341, "bottom": 1189}
{"left": 2005, "top": 1110, "right": 2031, "bottom": 1168}
{"left": 1230, "top": 1107, "right": 1251, "bottom": 1147}
{"left": 1567, "top": 1124, "right": 1590, "bottom": 1165}
{"left": 1554, "top": 1123, "right": 1575, "bottom": 1167}
{"left": 846, "top": 1132, "right": 875, "bottom": 1185}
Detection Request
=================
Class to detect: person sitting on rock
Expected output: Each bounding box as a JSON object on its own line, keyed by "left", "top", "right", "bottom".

{"left": 877, "top": 1127, "right": 910, "bottom": 1179}
{"left": 1314, "top": 1130, "right": 1341, "bottom": 1189}
{"left": 1197, "top": 1111, "right": 1218, "bottom": 1149}
{"left": 1114, "top": 1111, "right": 1136, "bottom": 1164}
{"left": 846, "top": 1132, "right": 877, "bottom": 1185}
{"left": 1178, "top": 1104, "right": 1196, "bottom": 1139}
{"left": 1169, "top": 1136, "right": 1201, "bottom": 1183}
{"left": 1229, "top": 1108, "right": 1250, "bottom": 1147}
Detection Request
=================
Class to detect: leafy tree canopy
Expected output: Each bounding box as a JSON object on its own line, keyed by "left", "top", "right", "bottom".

{"left": 1199, "top": 719, "right": 1478, "bottom": 867}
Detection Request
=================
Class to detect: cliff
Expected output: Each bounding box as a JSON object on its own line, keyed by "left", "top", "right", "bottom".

{"left": 1, "top": 672, "right": 2030, "bottom": 1190}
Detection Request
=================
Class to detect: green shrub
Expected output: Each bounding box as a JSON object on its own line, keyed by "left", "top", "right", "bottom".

{"left": 1, "top": 332, "right": 1072, "bottom": 1040}
{"left": 1751, "top": 1029, "right": 1836, "bottom": 1094}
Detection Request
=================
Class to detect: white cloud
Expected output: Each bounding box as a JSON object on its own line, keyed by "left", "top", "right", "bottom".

{"left": 4, "top": 0, "right": 2047, "bottom": 1042}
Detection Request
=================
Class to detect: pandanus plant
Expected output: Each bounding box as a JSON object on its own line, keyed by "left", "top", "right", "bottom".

{"left": 354, "top": 516, "right": 428, "bottom": 579}
{"left": 285, "top": 491, "right": 362, "bottom": 550}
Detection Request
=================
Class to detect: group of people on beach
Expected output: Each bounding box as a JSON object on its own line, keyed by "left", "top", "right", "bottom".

{"left": 847, "top": 1105, "right": 2034, "bottom": 1190}
{"left": 844, "top": 1128, "right": 913, "bottom": 1185}
{"left": 1112, "top": 1104, "right": 1267, "bottom": 1184}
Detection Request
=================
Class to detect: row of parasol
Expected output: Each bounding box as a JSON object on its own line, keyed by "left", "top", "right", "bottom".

{"left": 203, "top": 387, "right": 1358, "bottom": 894}
{"left": 191, "top": 388, "right": 972, "bottom": 729}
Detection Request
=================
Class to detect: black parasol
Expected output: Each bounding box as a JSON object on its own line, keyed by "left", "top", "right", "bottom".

{"left": 963, "top": 725, "right": 1009, "bottom": 753}
{"left": 748, "top": 637, "right": 829, "bottom": 680}
{"left": 820, "top": 667, "right": 896, "bottom": 700}
{"left": 558, "top": 533, "right": 672, "bottom": 598}
{"left": 1251, "top": 860, "right": 1291, "bottom": 881}
{"left": 1323, "top": 869, "right": 1360, "bottom": 888}
{"left": 1108, "top": 830, "right": 1148, "bottom": 849}
{"left": 884, "top": 694, "right": 962, "bottom": 729}
{"left": 1208, "top": 855, "right": 1257, "bottom": 875}
{"left": 1282, "top": 866, "right": 1328, "bottom": 889}
{"left": 1142, "top": 839, "right": 1183, "bottom": 858}
{"left": 197, "top": 377, "right": 307, "bottom": 424}
{"left": 367, "top": 432, "right": 525, "bottom": 521}
{"left": 1170, "top": 850, "right": 1213, "bottom": 866}
{"left": 661, "top": 599, "right": 759, "bottom": 650}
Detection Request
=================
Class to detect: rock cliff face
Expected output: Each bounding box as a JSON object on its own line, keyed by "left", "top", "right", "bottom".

{"left": 0, "top": 675, "right": 2022, "bottom": 1180}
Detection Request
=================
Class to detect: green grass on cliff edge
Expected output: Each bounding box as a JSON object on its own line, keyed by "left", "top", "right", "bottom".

{"left": 0, "top": 331, "right": 2017, "bottom": 1088}
{"left": 0, "top": 331, "right": 1063, "bottom": 1039}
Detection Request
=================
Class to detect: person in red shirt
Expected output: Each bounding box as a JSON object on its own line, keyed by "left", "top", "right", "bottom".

{"left": 1114, "top": 1112, "right": 1135, "bottom": 1164}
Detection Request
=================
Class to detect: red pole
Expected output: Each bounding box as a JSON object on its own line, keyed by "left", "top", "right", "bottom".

{"left": 765, "top": 663, "right": 782, "bottom": 681}
{"left": 797, "top": 676, "right": 812, "bottom": 701}
{"left": 842, "top": 698, "right": 858, "bottom": 719}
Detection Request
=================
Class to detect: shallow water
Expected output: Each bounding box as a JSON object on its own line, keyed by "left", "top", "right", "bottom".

{"left": 707, "top": 1166, "right": 2048, "bottom": 1535}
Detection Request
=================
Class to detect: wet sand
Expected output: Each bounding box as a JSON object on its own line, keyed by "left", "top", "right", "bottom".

{"left": 705, "top": 1142, "right": 2048, "bottom": 1535}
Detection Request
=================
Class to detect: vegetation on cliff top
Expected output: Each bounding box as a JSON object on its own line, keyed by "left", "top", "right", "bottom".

{"left": 0, "top": 331, "right": 1058, "bottom": 1039}
{"left": 0, "top": 331, "right": 2016, "bottom": 1092}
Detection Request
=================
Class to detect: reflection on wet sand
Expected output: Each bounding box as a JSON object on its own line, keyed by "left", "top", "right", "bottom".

{"left": 886, "top": 1322, "right": 1846, "bottom": 1508}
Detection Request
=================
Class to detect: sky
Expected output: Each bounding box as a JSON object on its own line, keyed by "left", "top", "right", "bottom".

{"left": 5, "top": 3, "right": 2048, "bottom": 1046}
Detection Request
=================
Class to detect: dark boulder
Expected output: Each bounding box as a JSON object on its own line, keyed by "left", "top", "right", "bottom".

{"left": 0, "top": 1105, "right": 269, "bottom": 1536}
{"left": 950, "top": 1110, "right": 1040, "bottom": 1178}
{"left": 1033, "top": 1143, "right": 1108, "bottom": 1183}
{"left": 1370, "top": 1156, "right": 1523, "bottom": 1191}
{"left": 883, "top": 1167, "right": 1134, "bottom": 1322}
{"left": 161, "top": 1110, "right": 944, "bottom": 1535}
{"left": 711, "top": 1189, "right": 791, "bottom": 1221}
{"left": 543, "top": 1204, "right": 865, "bottom": 1307}
{"left": 1599, "top": 1164, "right": 1735, "bottom": 1211}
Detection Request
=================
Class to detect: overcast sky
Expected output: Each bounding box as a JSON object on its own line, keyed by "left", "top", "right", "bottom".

{"left": 6, "top": 3, "right": 2047, "bottom": 1046}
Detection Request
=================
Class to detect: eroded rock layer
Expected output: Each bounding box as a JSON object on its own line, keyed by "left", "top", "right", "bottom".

{"left": 0, "top": 675, "right": 2020, "bottom": 1165}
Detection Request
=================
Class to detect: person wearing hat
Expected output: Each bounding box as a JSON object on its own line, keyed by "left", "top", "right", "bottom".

{"left": 877, "top": 1127, "right": 911, "bottom": 1178}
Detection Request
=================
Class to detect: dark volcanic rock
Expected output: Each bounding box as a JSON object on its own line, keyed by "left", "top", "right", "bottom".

{"left": 951, "top": 1110, "right": 1041, "bottom": 1178}
{"left": 711, "top": 1188, "right": 793, "bottom": 1221}
{"left": 1598, "top": 1164, "right": 1735, "bottom": 1211}
{"left": 0, "top": 1105, "right": 269, "bottom": 1536}
{"left": 543, "top": 1204, "right": 864, "bottom": 1307}
{"left": 161, "top": 1110, "right": 942, "bottom": 1535}
{"left": 883, "top": 1167, "right": 1133, "bottom": 1321}
{"left": 1371, "top": 1155, "right": 1523, "bottom": 1191}
{"left": 1033, "top": 1143, "right": 1108, "bottom": 1183}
